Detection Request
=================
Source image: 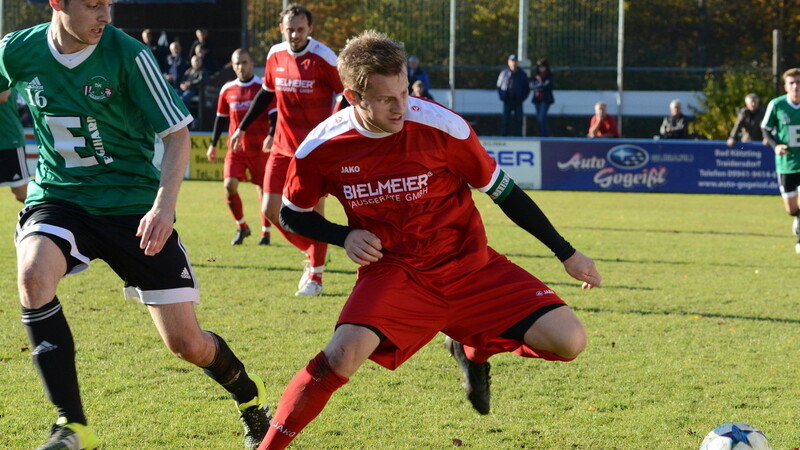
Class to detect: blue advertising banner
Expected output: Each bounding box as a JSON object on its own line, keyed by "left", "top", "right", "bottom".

{"left": 540, "top": 138, "right": 777, "bottom": 195}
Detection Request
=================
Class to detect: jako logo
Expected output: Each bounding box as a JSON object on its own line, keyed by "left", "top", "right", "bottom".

{"left": 607, "top": 145, "right": 649, "bottom": 170}
{"left": 341, "top": 166, "right": 360, "bottom": 173}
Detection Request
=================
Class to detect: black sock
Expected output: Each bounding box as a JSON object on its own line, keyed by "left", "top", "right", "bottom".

{"left": 202, "top": 332, "right": 258, "bottom": 404}
{"left": 22, "top": 297, "right": 86, "bottom": 425}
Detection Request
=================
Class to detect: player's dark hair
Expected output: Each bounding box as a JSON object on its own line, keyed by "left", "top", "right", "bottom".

{"left": 281, "top": 3, "right": 313, "bottom": 25}
{"left": 338, "top": 30, "right": 406, "bottom": 94}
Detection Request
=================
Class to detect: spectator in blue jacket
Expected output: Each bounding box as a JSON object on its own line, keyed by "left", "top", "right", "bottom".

{"left": 497, "top": 54, "right": 530, "bottom": 136}
{"left": 407, "top": 55, "right": 430, "bottom": 94}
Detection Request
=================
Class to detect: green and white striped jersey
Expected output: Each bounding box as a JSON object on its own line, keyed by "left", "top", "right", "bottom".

{"left": 0, "top": 23, "right": 192, "bottom": 214}
{"left": 762, "top": 94, "right": 800, "bottom": 174}
{"left": 0, "top": 88, "right": 24, "bottom": 150}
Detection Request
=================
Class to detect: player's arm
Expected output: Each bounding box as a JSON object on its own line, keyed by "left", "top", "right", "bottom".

{"left": 137, "top": 126, "right": 190, "bottom": 256}
{"left": 263, "top": 109, "right": 278, "bottom": 152}
{"left": 0, "top": 89, "right": 10, "bottom": 103}
{"left": 207, "top": 115, "right": 229, "bottom": 161}
{"left": 231, "top": 88, "right": 275, "bottom": 151}
{"left": 281, "top": 205, "right": 383, "bottom": 265}
{"left": 497, "top": 184, "right": 601, "bottom": 288}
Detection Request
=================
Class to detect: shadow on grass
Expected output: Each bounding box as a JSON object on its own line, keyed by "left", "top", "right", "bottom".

{"left": 193, "top": 262, "right": 356, "bottom": 276}
{"left": 574, "top": 305, "right": 800, "bottom": 325}
{"left": 567, "top": 225, "right": 786, "bottom": 239}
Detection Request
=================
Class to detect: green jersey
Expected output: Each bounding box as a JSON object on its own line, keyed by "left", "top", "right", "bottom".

{"left": 0, "top": 23, "right": 191, "bottom": 214}
{"left": 0, "top": 88, "right": 25, "bottom": 150}
{"left": 762, "top": 94, "right": 800, "bottom": 174}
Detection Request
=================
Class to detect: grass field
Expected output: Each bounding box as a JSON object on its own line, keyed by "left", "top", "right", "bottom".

{"left": 2, "top": 180, "right": 799, "bottom": 449}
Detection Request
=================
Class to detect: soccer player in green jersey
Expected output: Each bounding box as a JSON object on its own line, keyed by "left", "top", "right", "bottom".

{"left": 0, "top": 2, "right": 271, "bottom": 449}
{"left": 762, "top": 68, "right": 800, "bottom": 253}
{"left": 0, "top": 88, "right": 29, "bottom": 202}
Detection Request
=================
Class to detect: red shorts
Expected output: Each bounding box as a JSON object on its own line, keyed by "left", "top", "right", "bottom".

{"left": 263, "top": 152, "right": 292, "bottom": 194}
{"left": 337, "top": 248, "right": 567, "bottom": 370}
{"left": 224, "top": 150, "right": 268, "bottom": 186}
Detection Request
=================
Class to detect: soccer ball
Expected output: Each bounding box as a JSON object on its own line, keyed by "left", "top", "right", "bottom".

{"left": 699, "top": 422, "right": 771, "bottom": 450}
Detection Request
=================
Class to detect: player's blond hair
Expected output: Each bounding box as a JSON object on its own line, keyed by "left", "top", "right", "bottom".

{"left": 783, "top": 68, "right": 800, "bottom": 82}
{"left": 337, "top": 30, "right": 406, "bottom": 94}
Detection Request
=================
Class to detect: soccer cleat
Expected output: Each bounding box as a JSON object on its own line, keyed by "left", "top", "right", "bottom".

{"left": 37, "top": 418, "right": 99, "bottom": 450}
{"left": 231, "top": 227, "right": 252, "bottom": 245}
{"left": 444, "top": 336, "right": 491, "bottom": 415}
{"left": 237, "top": 374, "right": 272, "bottom": 450}
{"left": 795, "top": 242, "right": 800, "bottom": 254}
{"left": 295, "top": 279, "right": 323, "bottom": 296}
{"left": 258, "top": 234, "right": 270, "bottom": 246}
{"left": 297, "top": 263, "right": 312, "bottom": 289}
{"left": 793, "top": 217, "right": 800, "bottom": 237}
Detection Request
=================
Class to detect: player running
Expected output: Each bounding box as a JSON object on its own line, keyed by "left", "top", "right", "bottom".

{"left": 762, "top": 68, "right": 800, "bottom": 253}
{"left": 1, "top": 2, "right": 270, "bottom": 449}
{"left": 231, "top": 3, "right": 344, "bottom": 296}
{"left": 0, "top": 88, "right": 30, "bottom": 203}
{"left": 257, "top": 30, "right": 601, "bottom": 449}
{"left": 208, "top": 48, "right": 277, "bottom": 246}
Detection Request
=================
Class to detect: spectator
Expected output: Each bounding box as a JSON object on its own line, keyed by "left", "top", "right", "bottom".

{"left": 411, "top": 79, "right": 434, "bottom": 101}
{"left": 531, "top": 58, "right": 555, "bottom": 137}
{"left": 190, "top": 28, "right": 218, "bottom": 74}
{"left": 164, "top": 40, "right": 188, "bottom": 89}
{"left": 407, "top": 55, "right": 430, "bottom": 94}
{"left": 727, "top": 93, "right": 765, "bottom": 147}
{"left": 179, "top": 55, "right": 208, "bottom": 115}
{"left": 141, "top": 28, "right": 167, "bottom": 72}
{"left": 587, "top": 101, "right": 620, "bottom": 138}
{"left": 658, "top": 99, "right": 690, "bottom": 139}
{"left": 496, "top": 54, "right": 529, "bottom": 136}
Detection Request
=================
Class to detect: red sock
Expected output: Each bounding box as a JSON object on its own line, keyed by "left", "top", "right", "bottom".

{"left": 463, "top": 345, "right": 499, "bottom": 365}
{"left": 308, "top": 242, "right": 328, "bottom": 269}
{"left": 226, "top": 193, "right": 244, "bottom": 222}
{"left": 258, "top": 352, "right": 348, "bottom": 450}
{"left": 274, "top": 221, "right": 315, "bottom": 252}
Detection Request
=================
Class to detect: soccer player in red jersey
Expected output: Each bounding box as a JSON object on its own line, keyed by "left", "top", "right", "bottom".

{"left": 257, "top": 30, "right": 602, "bottom": 450}
{"left": 208, "top": 49, "right": 277, "bottom": 246}
{"left": 231, "top": 3, "right": 344, "bottom": 296}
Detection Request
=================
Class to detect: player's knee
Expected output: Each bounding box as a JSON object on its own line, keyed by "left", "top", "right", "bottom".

{"left": 164, "top": 335, "right": 207, "bottom": 364}
{"left": 265, "top": 208, "right": 280, "bottom": 226}
{"left": 324, "top": 346, "right": 364, "bottom": 378}
{"left": 556, "top": 328, "right": 587, "bottom": 360}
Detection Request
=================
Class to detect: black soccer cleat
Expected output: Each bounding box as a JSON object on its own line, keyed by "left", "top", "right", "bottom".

{"left": 258, "top": 234, "right": 270, "bottom": 246}
{"left": 444, "top": 336, "right": 491, "bottom": 415}
{"left": 237, "top": 374, "right": 272, "bottom": 450}
{"left": 38, "top": 419, "right": 99, "bottom": 450}
{"left": 231, "top": 227, "right": 252, "bottom": 245}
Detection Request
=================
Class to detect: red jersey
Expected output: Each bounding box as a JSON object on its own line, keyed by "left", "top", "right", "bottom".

{"left": 216, "top": 76, "right": 276, "bottom": 152}
{"left": 263, "top": 38, "right": 344, "bottom": 157}
{"left": 283, "top": 97, "right": 515, "bottom": 276}
{"left": 588, "top": 114, "right": 620, "bottom": 138}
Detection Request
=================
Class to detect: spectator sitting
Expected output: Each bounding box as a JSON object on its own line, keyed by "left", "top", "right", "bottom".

{"left": 727, "top": 93, "right": 766, "bottom": 147}
{"left": 658, "top": 99, "right": 690, "bottom": 139}
{"left": 190, "top": 28, "right": 218, "bottom": 74}
{"left": 407, "top": 55, "right": 430, "bottom": 94}
{"left": 411, "top": 80, "right": 434, "bottom": 101}
{"left": 179, "top": 54, "right": 208, "bottom": 110}
{"left": 141, "top": 28, "right": 167, "bottom": 72}
{"left": 193, "top": 42, "right": 219, "bottom": 75}
{"left": 164, "top": 41, "right": 188, "bottom": 89}
{"left": 587, "top": 101, "right": 620, "bottom": 138}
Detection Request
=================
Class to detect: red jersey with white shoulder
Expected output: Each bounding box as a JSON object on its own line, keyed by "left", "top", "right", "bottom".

{"left": 263, "top": 38, "right": 343, "bottom": 157}
{"left": 283, "top": 97, "right": 515, "bottom": 275}
{"left": 217, "top": 76, "right": 276, "bottom": 152}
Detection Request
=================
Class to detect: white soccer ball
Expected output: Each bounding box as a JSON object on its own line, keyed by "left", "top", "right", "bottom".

{"left": 699, "top": 422, "right": 771, "bottom": 450}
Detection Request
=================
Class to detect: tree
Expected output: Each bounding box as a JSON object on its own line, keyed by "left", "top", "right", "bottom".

{"left": 690, "top": 69, "right": 773, "bottom": 140}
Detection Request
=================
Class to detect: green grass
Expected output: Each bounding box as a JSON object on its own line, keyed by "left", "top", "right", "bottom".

{"left": 2, "top": 181, "right": 799, "bottom": 449}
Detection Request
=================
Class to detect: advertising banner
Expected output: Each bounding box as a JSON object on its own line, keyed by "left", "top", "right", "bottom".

{"left": 540, "top": 139, "right": 777, "bottom": 195}
{"left": 479, "top": 138, "right": 542, "bottom": 189}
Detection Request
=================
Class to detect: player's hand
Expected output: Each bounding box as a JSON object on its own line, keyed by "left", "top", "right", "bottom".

{"left": 262, "top": 135, "right": 274, "bottom": 153}
{"left": 206, "top": 145, "right": 217, "bottom": 162}
{"left": 775, "top": 144, "right": 790, "bottom": 156}
{"left": 344, "top": 229, "right": 383, "bottom": 265}
{"left": 136, "top": 206, "right": 175, "bottom": 256}
{"left": 230, "top": 128, "right": 245, "bottom": 152}
{"left": 562, "top": 250, "right": 601, "bottom": 289}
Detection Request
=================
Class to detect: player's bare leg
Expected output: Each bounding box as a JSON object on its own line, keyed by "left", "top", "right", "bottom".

{"left": 781, "top": 193, "right": 800, "bottom": 253}
{"left": 18, "top": 235, "right": 99, "bottom": 448}
{"left": 149, "top": 302, "right": 272, "bottom": 449}
{"left": 256, "top": 185, "right": 271, "bottom": 245}
{"left": 258, "top": 325, "right": 380, "bottom": 450}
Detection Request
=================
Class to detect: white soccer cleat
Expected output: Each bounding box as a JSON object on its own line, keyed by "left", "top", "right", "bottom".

{"left": 793, "top": 216, "right": 800, "bottom": 237}
{"left": 297, "top": 263, "right": 312, "bottom": 289}
{"left": 795, "top": 242, "right": 800, "bottom": 254}
{"left": 295, "top": 280, "right": 323, "bottom": 296}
